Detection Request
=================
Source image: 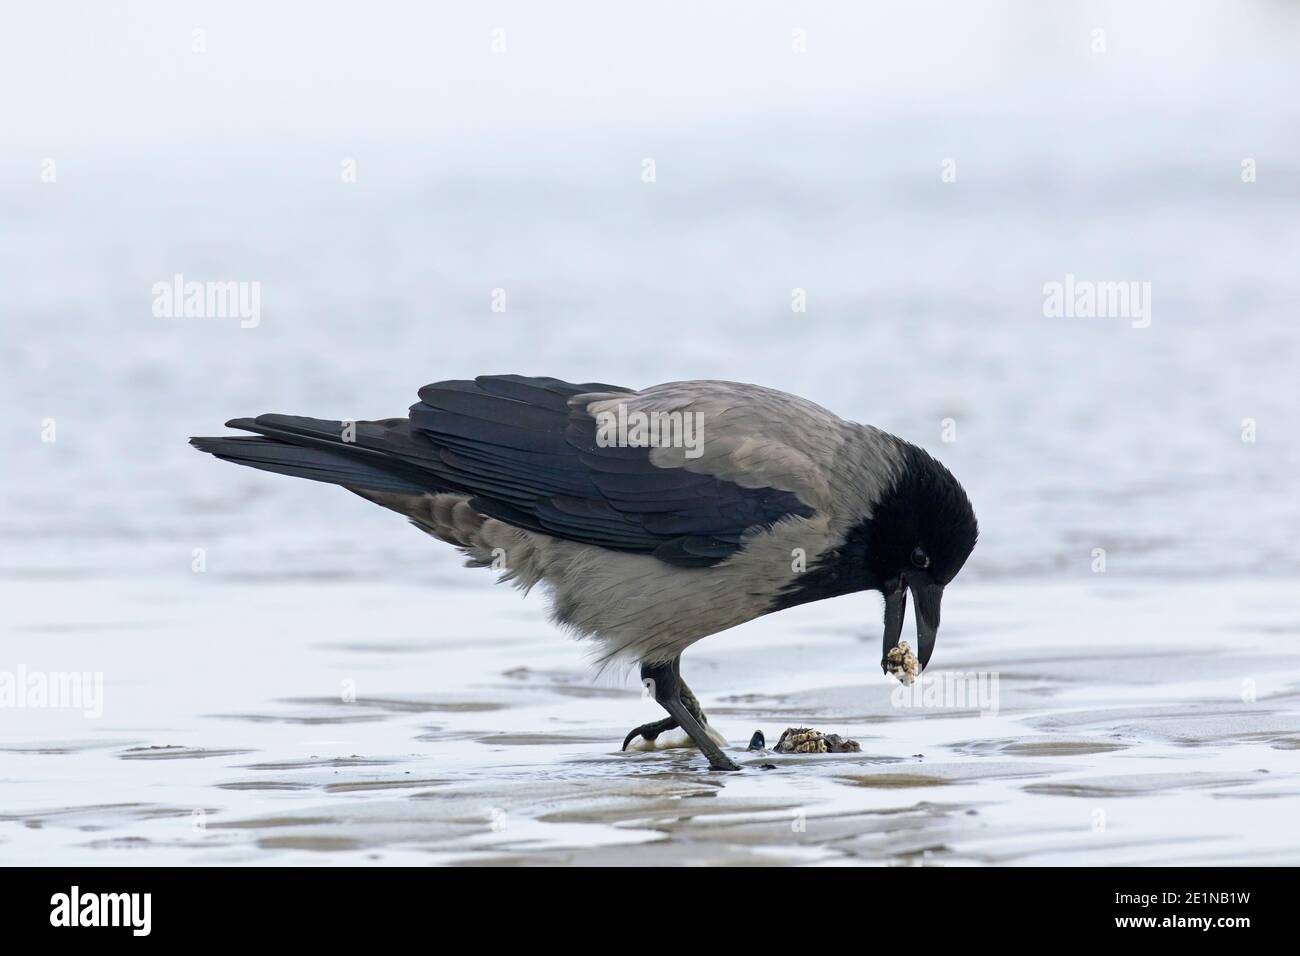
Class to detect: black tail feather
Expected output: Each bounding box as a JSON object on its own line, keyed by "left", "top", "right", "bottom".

{"left": 188, "top": 433, "right": 433, "bottom": 495}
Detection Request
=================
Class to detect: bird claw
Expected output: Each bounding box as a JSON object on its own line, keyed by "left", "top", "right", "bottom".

{"left": 706, "top": 753, "right": 742, "bottom": 772}
{"left": 621, "top": 717, "right": 679, "bottom": 751}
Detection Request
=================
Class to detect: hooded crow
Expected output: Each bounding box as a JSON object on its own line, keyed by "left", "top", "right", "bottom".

{"left": 191, "top": 375, "right": 977, "bottom": 771}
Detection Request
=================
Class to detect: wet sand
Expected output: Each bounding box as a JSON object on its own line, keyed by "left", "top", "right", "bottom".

{"left": 3, "top": 571, "right": 1298, "bottom": 865}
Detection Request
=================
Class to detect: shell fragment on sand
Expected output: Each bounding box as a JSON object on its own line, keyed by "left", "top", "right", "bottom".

{"left": 885, "top": 640, "right": 920, "bottom": 685}
{"left": 772, "top": 727, "right": 862, "bottom": 754}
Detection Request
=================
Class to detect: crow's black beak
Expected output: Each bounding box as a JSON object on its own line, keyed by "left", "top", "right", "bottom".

{"left": 909, "top": 571, "right": 942, "bottom": 671}
{"left": 880, "top": 571, "right": 944, "bottom": 673}
{"left": 881, "top": 577, "right": 907, "bottom": 672}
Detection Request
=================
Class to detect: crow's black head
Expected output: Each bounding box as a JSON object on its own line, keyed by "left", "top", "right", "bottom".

{"left": 864, "top": 440, "right": 978, "bottom": 589}
{"left": 765, "top": 435, "right": 977, "bottom": 674}
{"left": 862, "top": 439, "right": 977, "bottom": 675}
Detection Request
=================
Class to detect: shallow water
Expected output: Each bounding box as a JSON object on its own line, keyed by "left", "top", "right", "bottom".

{"left": 3, "top": 570, "right": 1298, "bottom": 865}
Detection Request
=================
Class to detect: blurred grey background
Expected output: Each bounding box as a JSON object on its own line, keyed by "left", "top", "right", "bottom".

{"left": 3, "top": 0, "right": 1298, "bottom": 589}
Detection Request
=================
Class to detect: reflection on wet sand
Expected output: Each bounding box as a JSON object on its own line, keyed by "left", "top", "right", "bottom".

{"left": 2, "top": 577, "right": 1299, "bottom": 865}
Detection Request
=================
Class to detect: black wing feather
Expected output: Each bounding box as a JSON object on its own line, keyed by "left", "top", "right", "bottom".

{"left": 204, "top": 375, "right": 815, "bottom": 568}
{"left": 404, "top": 376, "right": 816, "bottom": 566}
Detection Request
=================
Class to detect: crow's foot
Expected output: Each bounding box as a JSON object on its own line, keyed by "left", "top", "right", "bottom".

{"left": 622, "top": 717, "right": 679, "bottom": 751}
{"left": 638, "top": 657, "right": 740, "bottom": 772}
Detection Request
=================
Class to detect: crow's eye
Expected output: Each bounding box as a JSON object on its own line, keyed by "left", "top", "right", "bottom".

{"left": 910, "top": 547, "right": 930, "bottom": 569}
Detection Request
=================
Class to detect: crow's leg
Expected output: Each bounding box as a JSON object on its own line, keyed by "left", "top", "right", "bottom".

{"left": 621, "top": 658, "right": 712, "bottom": 750}
{"left": 634, "top": 657, "right": 740, "bottom": 772}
